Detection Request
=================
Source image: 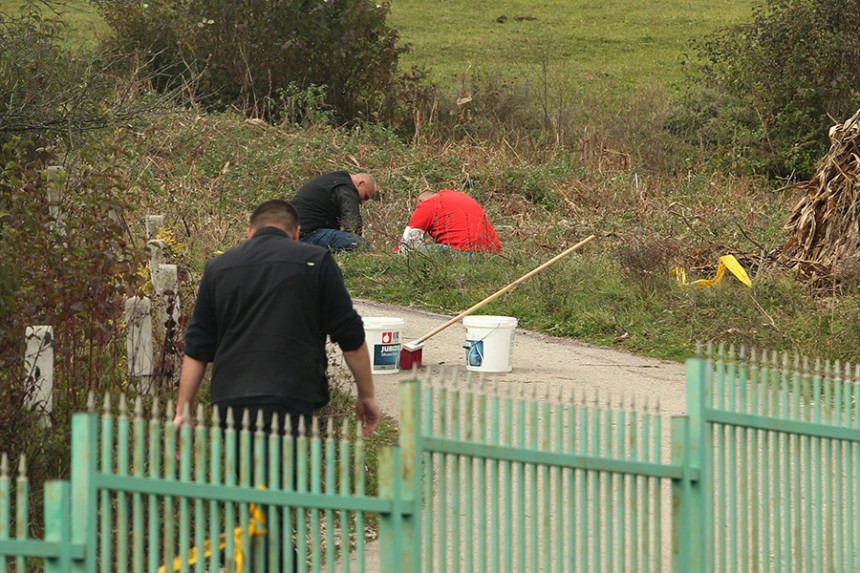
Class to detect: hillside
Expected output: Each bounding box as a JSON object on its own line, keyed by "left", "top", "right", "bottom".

{"left": 388, "top": 0, "right": 754, "bottom": 92}
{"left": 1, "top": 0, "right": 753, "bottom": 92}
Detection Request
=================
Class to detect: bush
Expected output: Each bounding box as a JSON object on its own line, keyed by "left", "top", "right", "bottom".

{"left": 0, "top": 1, "right": 181, "bottom": 149}
{"left": 0, "top": 2, "right": 76, "bottom": 143}
{"left": 676, "top": 0, "right": 860, "bottom": 179}
{"left": 0, "top": 134, "right": 147, "bottom": 480}
{"left": 94, "top": 0, "right": 415, "bottom": 125}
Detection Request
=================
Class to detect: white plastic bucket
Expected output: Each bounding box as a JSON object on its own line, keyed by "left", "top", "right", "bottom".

{"left": 463, "top": 315, "right": 518, "bottom": 373}
{"left": 362, "top": 316, "right": 405, "bottom": 374}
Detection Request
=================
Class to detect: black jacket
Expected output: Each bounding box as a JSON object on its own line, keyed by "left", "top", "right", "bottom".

{"left": 291, "top": 171, "right": 363, "bottom": 235}
{"left": 183, "top": 226, "right": 365, "bottom": 407}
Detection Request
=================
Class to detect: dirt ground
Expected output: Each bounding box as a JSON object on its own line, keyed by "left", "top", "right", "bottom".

{"left": 352, "top": 298, "right": 689, "bottom": 419}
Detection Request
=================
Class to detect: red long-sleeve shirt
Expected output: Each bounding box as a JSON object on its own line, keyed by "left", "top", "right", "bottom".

{"left": 405, "top": 189, "right": 501, "bottom": 252}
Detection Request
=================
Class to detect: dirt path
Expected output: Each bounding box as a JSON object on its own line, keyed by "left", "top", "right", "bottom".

{"left": 340, "top": 300, "right": 689, "bottom": 571}
{"left": 353, "top": 299, "right": 688, "bottom": 418}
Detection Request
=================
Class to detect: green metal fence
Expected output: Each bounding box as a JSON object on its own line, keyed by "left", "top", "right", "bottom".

{"left": 1, "top": 349, "right": 859, "bottom": 572}
{"left": 413, "top": 369, "right": 677, "bottom": 572}
{"left": 697, "top": 348, "right": 860, "bottom": 572}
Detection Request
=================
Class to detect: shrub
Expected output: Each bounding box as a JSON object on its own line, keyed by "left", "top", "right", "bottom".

{"left": 676, "top": 0, "right": 860, "bottom": 179}
{"left": 0, "top": 1, "right": 182, "bottom": 149}
{"left": 94, "top": 0, "right": 415, "bottom": 125}
{"left": 0, "top": 134, "right": 146, "bottom": 480}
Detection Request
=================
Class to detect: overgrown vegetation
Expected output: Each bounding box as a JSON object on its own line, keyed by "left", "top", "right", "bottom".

{"left": 675, "top": 0, "right": 860, "bottom": 179}
{"left": 91, "top": 0, "right": 422, "bottom": 125}
{"left": 2, "top": 0, "right": 860, "bottom": 534}
{"left": 0, "top": 132, "right": 144, "bottom": 488}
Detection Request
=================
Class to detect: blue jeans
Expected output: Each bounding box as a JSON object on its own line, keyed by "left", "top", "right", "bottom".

{"left": 300, "top": 228, "right": 370, "bottom": 252}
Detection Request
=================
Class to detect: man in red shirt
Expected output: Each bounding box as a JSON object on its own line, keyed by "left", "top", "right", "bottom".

{"left": 397, "top": 189, "right": 501, "bottom": 253}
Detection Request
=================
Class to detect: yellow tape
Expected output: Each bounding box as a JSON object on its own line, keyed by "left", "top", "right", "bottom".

{"left": 159, "top": 487, "right": 268, "bottom": 573}
{"left": 671, "top": 255, "right": 751, "bottom": 288}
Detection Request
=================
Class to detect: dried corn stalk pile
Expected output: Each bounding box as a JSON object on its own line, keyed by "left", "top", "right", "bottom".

{"left": 782, "top": 109, "right": 860, "bottom": 284}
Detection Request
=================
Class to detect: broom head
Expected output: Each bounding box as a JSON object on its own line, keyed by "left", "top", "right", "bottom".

{"left": 399, "top": 346, "right": 423, "bottom": 370}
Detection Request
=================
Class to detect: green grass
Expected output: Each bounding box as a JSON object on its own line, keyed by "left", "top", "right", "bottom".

{"left": 388, "top": 0, "right": 755, "bottom": 92}
{"left": 4, "top": 0, "right": 755, "bottom": 92}
{"left": 0, "top": 0, "right": 107, "bottom": 48}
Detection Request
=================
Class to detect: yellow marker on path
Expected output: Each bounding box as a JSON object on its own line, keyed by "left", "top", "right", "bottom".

{"left": 671, "top": 254, "right": 752, "bottom": 288}
{"left": 159, "top": 497, "right": 268, "bottom": 573}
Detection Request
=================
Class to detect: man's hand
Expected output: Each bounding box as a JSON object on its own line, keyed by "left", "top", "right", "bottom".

{"left": 355, "top": 396, "right": 381, "bottom": 435}
{"left": 342, "top": 342, "right": 379, "bottom": 435}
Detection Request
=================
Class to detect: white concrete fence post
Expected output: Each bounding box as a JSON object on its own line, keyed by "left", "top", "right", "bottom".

{"left": 124, "top": 296, "right": 154, "bottom": 393}
{"left": 147, "top": 238, "right": 165, "bottom": 290}
{"left": 145, "top": 215, "right": 181, "bottom": 386}
{"left": 46, "top": 165, "right": 65, "bottom": 235}
{"left": 24, "top": 325, "right": 54, "bottom": 422}
{"left": 146, "top": 214, "right": 165, "bottom": 240}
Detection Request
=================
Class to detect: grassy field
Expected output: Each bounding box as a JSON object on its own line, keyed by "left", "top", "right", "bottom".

{"left": 388, "top": 0, "right": 754, "bottom": 92}
{"left": 3, "top": 0, "right": 754, "bottom": 92}
{"left": 0, "top": 0, "right": 106, "bottom": 47}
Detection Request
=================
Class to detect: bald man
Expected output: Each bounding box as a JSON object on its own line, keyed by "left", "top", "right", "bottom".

{"left": 398, "top": 189, "right": 501, "bottom": 254}
{"left": 291, "top": 170, "right": 376, "bottom": 252}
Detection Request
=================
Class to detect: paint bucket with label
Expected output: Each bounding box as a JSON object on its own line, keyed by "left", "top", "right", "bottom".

{"left": 362, "top": 316, "right": 405, "bottom": 374}
{"left": 463, "top": 315, "right": 518, "bottom": 373}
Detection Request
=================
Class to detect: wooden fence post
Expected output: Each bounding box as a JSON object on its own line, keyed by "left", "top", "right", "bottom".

{"left": 124, "top": 296, "right": 154, "bottom": 393}
{"left": 24, "top": 326, "right": 53, "bottom": 420}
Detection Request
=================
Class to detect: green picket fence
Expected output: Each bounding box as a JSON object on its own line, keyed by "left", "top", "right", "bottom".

{"left": 2, "top": 348, "right": 859, "bottom": 572}
{"left": 414, "top": 369, "right": 673, "bottom": 572}
{"left": 698, "top": 349, "right": 860, "bottom": 572}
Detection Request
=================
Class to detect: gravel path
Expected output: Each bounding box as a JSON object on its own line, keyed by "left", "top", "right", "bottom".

{"left": 352, "top": 298, "right": 688, "bottom": 418}
{"left": 341, "top": 299, "right": 689, "bottom": 571}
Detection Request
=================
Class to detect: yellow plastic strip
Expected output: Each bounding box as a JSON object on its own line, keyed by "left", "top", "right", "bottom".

{"left": 160, "top": 497, "right": 268, "bottom": 573}
{"left": 671, "top": 255, "right": 751, "bottom": 288}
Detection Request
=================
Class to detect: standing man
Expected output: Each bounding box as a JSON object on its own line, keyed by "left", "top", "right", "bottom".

{"left": 291, "top": 171, "right": 377, "bottom": 252}
{"left": 175, "top": 198, "right": 379, "bottom": 442}
{"left": 397, "top": 189, "right": 502, "bottom": 254}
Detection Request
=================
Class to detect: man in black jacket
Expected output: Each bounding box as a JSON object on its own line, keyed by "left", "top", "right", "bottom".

{"left": 291, "top": 170, "right": 376, "bottom": 251}
{"left": 175, "top": 199, "right": 379, "bottom": 571}
{"left": 175, "top": 199, "right": 379, "bottom": 439}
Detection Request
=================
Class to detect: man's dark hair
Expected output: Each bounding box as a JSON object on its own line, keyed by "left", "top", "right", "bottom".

{"left": 250, "top": 200, "right": 300, "bottom": 232}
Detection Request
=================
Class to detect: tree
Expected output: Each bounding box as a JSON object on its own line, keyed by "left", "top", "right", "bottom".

{"left": 678, "top": 0, "right": 860, "bottom": 179}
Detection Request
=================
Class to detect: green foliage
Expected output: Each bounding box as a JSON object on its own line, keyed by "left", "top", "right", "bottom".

{"left": 0, "top": 134, "right": 146, "bottom": 481}
{"left": 268, "top": 83, "right": 336, "bottom": 127}
{"left": 93, "top": 0, "right": 413, "bottom": 124}
{"left": 0, "top": 2, "right": 71, "bottom": 142}
{"left": 678, "top": 0, "right": 860, "bottom": 179}
{"left": 0, "top": 0, "right": 180, "bottom": 150}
